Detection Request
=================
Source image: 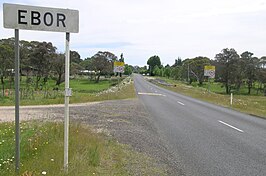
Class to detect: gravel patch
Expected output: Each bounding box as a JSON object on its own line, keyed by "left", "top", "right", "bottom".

{"left": 0, "top": 99, "right": 184, "bottom": 175}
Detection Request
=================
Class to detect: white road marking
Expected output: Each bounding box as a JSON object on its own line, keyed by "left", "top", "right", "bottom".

{"left": 177, "top": 101, "right": 185, "bottom": 106}
{"left": 138, "top": 92, "right": 166, "bottom": 96}
{"left": 218, "top": 120, "right": 244, "bottom": 133}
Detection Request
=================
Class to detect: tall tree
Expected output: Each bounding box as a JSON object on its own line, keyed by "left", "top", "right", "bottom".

{"left": 153, "top": 65, "right": 161, "bottom": 76}
{"left": 0, "top": 41, "right": 14, "bottom": 96}
{"left": 241, "top": 51, "right": 259, "bottom": 94}
{"left": 124, "top": 64, "right": 133, "bottom": 75}
{"left": 147, "top": 55, "right": 161, "bottom": 76}
{"left": 29, "top": 41, "right": 56, "bottom": 90}
{"left": 189, "top": 56, "right": 210, "bottom": 85}
{"left": 70, "top": 50, "right": 82, "bottom": 64}
{"left": 172, "top": 57, "right": 182, "bottom": 67}
{"left": 89, "top": 51, "right": 116, "bottom": 83}
{"left": 52, "top": 53, "right": 65, "bottom": 86}
{"left": 260, "top": 56, "right": 266, "bottom": 68}
{"left": 215, "top": 48, "right": 240, "bottom": 94}
{"left": 164, "top": 65, "right": 171, "bottom": 78}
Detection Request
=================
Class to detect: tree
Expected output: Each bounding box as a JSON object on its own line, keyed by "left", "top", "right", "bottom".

{"left": 189, "top": 56, "right": 210, "bottom": 85}
{"left": 70, "top": 50, "right": 82, "bottom": 64}
{"left": 147, "top": 55, "right": 161, "bottom": 76}
{"left": 89, "top": 51, "right": 116, "bottom": 83}
{"left": 29, "top": 41, "right": 56, "bottom": 90}
{"left": 164, "top": 65, "right": 171, "bottom": 78}
{"left": 124, "top": 64, "right": 133, "bottom": 75}
{"left": 260, "top": 56, "right": 266, "bottom": 68}
{"left": 170, "top": 66, "right": 181, "bottom": 80}
{"left": 215, "top": 48, "right": 240, "bottom": 94}
{"left": 241, "top": 51, "right": 259, "bottom": 94}
{"left": 52, "top": 53, "right": 65, "bottom": 86}
{"left": 172, "top": 57, "right": 182, "bottom": 67}
{"left": 0, "top": 41, "right": 14, "bottom": 96}
{"left": 153, "top": 65, "right": 161, "bottom": 76}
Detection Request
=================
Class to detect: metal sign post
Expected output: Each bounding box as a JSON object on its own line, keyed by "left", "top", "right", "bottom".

{"left": 14, "top": 29, "right": 20, "bottom": 173}
{"left": 204, "top": 65, "right": 216, "bottom": 93}
{"left": 64, "top": 32, "right": 71, "bottom": 171}
{"left": 3, "top": 3, "right": 79, "bottom": 173}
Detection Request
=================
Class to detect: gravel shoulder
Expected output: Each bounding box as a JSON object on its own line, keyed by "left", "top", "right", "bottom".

{"left": 0, "top": 99, "right": 184, "bottom": 175}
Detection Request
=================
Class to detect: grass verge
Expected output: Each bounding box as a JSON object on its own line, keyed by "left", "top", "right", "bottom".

{"left": 0, "top": 121, "right": 166, "bottom": 176}
{"left": 0, "top": 76, "right": 136, "bottom": 106}
{"left": 151, "top": 77, "right": 266, "bottom": 118}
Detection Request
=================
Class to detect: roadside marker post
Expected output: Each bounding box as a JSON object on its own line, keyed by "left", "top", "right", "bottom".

{"left": 3, "top": 3, "right": 79, "bottom": 173}
{"left": 231, "top": 93, "right": 233, "bottom": 106}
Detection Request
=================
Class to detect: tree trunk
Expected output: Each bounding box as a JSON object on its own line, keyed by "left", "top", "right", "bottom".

{"left": 56, "top": 73, "right": 62, "bottom": 86}
{"left": 35, "top": 76, "right": 41, "bottom": 90}
{"left": 1, "top": 76, "right": 4, "bottom": 97}
{"left": 248, "top": 81, "right": 252, "bottom": 95}
{"left": 95, "top": 74, "right": 100, "bottom": 83}
{"left": 225, "top": 83, "right": 229, "bottom": 94}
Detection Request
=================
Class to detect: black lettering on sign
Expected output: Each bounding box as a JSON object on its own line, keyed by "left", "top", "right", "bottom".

{"left": 57, "top": 13, "right": 66, "bottom": 27}
{"left": 31, "top": 11, "right": 41, "bottom": 25}
{"left": 18, "top": 10, "right": 27, "bottom": 24}
{"left": 44, "top": 12, "right": 53, "bottom": 26}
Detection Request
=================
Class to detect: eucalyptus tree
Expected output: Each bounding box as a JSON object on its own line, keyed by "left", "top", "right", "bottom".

{"left": 240, "top": 51, "right": 259, "bottom": 94}
{"left": 0, "top": 40, "right": 14, "bottom": 96}
{"left": 215, "top": 48, "right": 240, "bottom": 94}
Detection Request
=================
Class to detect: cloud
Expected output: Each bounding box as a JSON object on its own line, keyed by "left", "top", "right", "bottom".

{"left": 1, "top": 0, "right": 266, "bottom": 66}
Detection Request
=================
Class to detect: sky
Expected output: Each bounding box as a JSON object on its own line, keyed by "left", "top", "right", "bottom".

{"left": 1, "top": 0, "right": 266, "bottom": 66}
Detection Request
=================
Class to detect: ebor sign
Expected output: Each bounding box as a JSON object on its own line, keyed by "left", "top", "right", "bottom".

{"left": 3, "top": 3, "right": 79, "bottom": 33}
{"left": 3, "top": 3, "right": 79, "bottom": 172}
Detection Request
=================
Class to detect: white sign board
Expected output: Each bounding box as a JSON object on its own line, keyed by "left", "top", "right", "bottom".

{"left": 113, "top": 61, "right": 125, "bottom": 73}
{"left": 114, "top": 66, "right": 125, "bottom": 73}
{"left": 204, "top": 66, "right": 215, "bottom": 78}
{"left": 3, "top": 3, "right": 79, "bottom": 33}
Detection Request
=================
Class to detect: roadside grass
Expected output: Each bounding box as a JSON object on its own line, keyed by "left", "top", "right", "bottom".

{"left": 0, "top": 76, "right": 135, "bottom": 106}
{"left": 152, "top": 77, "right": 266, "bottom": 118}
{"left": 0, "top": 121, "right": 166, "bottom": 176}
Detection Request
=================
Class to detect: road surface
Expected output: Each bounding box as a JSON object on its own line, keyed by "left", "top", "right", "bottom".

{"left": 134, "top": 74, "right": 266, "bottom": 176}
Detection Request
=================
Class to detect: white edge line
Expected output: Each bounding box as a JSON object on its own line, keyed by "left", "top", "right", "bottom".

{"left": 177, "top": 101, "right": 185, "bottom": 106}
{"left": 138, "top": 92, "right": 166, "bottom": 96}
{"left": 218, "top": 120, "right": 244, "bottom": 133}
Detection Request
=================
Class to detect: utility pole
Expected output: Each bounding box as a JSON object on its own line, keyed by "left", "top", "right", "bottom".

{"left": 187, "top": 63, "right": 190, "bottom": 83}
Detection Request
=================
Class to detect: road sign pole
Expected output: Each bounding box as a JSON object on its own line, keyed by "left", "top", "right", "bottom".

{"left": 14, "top": 29, "right": 20, "bottom": 174}
{"left": 64, "top": 32, "right": 70, "bottom": 172}
{"left": 208, "top": 77, "right": 210, "bottom": 93}
{"left": 187, "top": 63, "right": 190, "bottom": 83}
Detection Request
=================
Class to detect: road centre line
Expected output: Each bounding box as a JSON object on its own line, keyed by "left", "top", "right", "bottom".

{"left": 218, "top": 120, "right": 244, "bottom": 133}
{"left": 138, "top": 92, "right": 166, "bottom": 96}
{"left": 177, "top": 101, "right": 185, "bottom": 106}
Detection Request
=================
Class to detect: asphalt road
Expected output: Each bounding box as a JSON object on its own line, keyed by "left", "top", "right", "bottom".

{"left": 134, "top": 74, "right": 266, "bottom": 176}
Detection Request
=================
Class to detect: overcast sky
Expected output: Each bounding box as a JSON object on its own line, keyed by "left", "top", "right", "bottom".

{"left": 1, "top": 0, "right": 266, "bottom": 66}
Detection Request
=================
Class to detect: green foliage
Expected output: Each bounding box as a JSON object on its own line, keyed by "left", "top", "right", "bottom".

{"left": 147, "top": 55, "right": 161, "bottom": 75}
{"left": 124, "top": 64, "right": 133, "bottom": 75}
{"left": 164, "top": 66, "right": 171, "bottom": 78}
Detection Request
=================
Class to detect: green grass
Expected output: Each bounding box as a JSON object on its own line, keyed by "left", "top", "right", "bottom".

{"left": 153, "top": 77, "right": 266, "bottom": 118}
{"left": 0, "top": 121, "right": 166, "bottom": 176}
{"left": 0, "top": 76, "right": 135, "bottom": 106}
